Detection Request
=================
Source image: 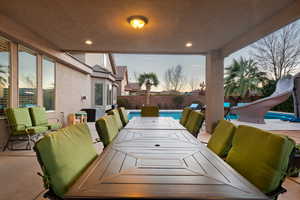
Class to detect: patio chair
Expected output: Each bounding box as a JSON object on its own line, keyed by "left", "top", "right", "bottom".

{"left": 4, "top": 108, "right": 48, "bottom": 151}
{"left": 29, "top": 107, "right": 61, "bottom": 131}
{"left": 207, "top": 120, "right": 236, "bottom": 158}
{"left": 226, "top": 125, "right": 296, "bottom": 199}
{"left": 189, "top": 103, "right": 199, "bottom": 110}
{"left": 34, "top": 123, "right": 97, "bottom": 199}
{"left": 141, "top": 106, "right": 159, "bottom": 117}
{"left": 118, "top": 107, "right": 129, "bottom": 126}
{"left": 185, "top": 111, "right": 205, "bottom": 137}
{"left": 108, "top": 109, "right": 123, "bottom": 130}
{"left": 224, "top": 102, "right": 231, "bottom": 120}
{"left": 95, "top": 115, "right": 119, "bottom": 147}
{"left": 179, "top": 107, "right": 192, "bottom": 126}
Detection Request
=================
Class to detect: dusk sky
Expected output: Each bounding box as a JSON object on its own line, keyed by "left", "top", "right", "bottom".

{"left": 114, "top": 46, "right": 250, "bottom": 91}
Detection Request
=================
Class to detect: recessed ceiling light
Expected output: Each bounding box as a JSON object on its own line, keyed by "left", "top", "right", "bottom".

{"left": 85, "top": 40, "right": 93, "bottom": 45}
{"left": 127, "top": 15, "right": 148, "bottom": 29}
{"left": 185, "top": 42, "right": 192, "bottom": 47}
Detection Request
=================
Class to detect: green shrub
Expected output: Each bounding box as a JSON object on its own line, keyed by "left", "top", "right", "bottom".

{"left": 172, "top": 96, "right": 184, "bottom": 109}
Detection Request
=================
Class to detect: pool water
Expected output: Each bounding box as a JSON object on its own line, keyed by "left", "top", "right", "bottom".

{"left": 128, "top": 111, "right": 294, "bottom": 120}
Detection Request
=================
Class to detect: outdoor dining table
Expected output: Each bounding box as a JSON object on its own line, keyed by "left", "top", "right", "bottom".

{"left": 64, "top": 117, "right": 268, "bottom": 200}
{"left": 124, "top": 116, "right": 186, "bottom": 130}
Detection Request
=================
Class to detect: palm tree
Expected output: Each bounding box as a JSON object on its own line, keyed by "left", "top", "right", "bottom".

{"left": 224, "top": 57, "right": 267, "bottom": 104}
{"left": 138, "top": 73, "right": 159, "bottom": 105}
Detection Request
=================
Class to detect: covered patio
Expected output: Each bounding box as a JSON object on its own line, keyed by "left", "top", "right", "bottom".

{"left": 0, "top": 0, "right": 300, "bottom": 200}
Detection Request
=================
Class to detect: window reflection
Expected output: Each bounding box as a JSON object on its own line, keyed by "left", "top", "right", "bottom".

{"left": 0, "top": 37, "right": 10, "bottom": 114}
{"left": 18, "top": 46, "right": 37, "bottom": 108}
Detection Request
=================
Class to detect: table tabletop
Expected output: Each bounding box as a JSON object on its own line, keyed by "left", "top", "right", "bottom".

{"left": 65, "top": 118, "right": 268, "bottom": 200}
{"left": 124, "top": 117, "right": 186, "bottom": 130}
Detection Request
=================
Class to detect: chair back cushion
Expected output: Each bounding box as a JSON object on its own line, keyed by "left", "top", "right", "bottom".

{"left": 185, "top": 111, "right": 205, "bottom": 137}
{"left": 141, "top": 106, "right": 159, "bottom": 117}
{"left": 95, "top": 115, "right": 119, "bottom": 147}
{"left": 108, "top": 109, "right": 123, "bottom": 130}
{"left": 118, "top": 107, "right": 129, "bottom": 126}
{"left": 207, "top": 120, "right": 236, "bottom": 157}
{"left": 226, "top": 125, "right": 295, "bottom": 193}
{"left": 34, "top": 123, "right": 97, "bottom": 197}
{"left": 29, "top": 107, "right": 48, "bottom": 126}
{"left": 179, "top": 107, "right": 192, "bottom": 126}
{"left": 5, "top": 108, "right": 32, "bottom": 132}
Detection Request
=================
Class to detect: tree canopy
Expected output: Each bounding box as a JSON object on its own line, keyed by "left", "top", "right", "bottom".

{"left": 138, "top": 72, "right": 159, "bottom": 87}
{"left": 251, "top": 22, "right": 300, "bottom": 81}
{"left": 164, "top": 65, "right": 185, "bottom": 91}
{"left": 224, "top": 57, "right": 267, "bottom": 98}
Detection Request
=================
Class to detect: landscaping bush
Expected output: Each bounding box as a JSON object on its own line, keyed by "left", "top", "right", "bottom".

{"left": 172, "top": 95, "right": 184, "bottom": 109}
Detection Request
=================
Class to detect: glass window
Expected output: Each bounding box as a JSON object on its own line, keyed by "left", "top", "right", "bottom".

{"left": 95, "top": 83, "right": 103, "bottom": 105}
{"left": 18, "top": 46, "right": 37, "bottom": 107}
{"left": 107, "top": 84, "right": 112, "bottom": 105}
{"left": 0, "top": 37, "right": 10, "bottom": 114}
{"left": 43, "top": 58, "right": 55, "bottom": 110}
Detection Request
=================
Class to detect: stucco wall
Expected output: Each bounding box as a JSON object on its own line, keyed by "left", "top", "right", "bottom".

{"left": 56, "top": 63, "right": 92, "bottom": 124}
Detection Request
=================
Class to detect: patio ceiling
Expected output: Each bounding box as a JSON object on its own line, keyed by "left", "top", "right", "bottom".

{"left": 0, "top": 0, "right": 299, "bottom": 55}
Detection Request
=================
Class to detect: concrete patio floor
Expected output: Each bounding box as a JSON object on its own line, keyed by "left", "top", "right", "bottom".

{"left": 0, "top": 128, "right": 299, "bottom": 200}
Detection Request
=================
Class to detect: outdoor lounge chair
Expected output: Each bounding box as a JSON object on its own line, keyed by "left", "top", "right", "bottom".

{"left": 118, "top": 107, "right": 129, "bottom": 126}
{"left": 207, "top": 120, "right": 236, "bottom": 158}
{"left": 34, "top": 123, "right": 97, "bottom": 199}
{"left": 95, "top": 115, "right": 119, "bottom": 147}
{"left": 108, "top": 109, "right": 123, "bottom": 130}
{"left": 185, "top": 111, "right": 205, "bottom": 137}
{"left": 230, "top": 77, "right": 294, "bottom": 123}
{"left": 29, "top": 107, "right": 61, "bottom": 131}
{"left": 4, "top": 108, "right": 48, "bottom": 151}
{"left": 189, "top": 104, "right": 199, "bottom": 110}
{"left": 179, "top": 107, "right": 192, "bottom": 126}
{"left": 141, "top": 106, "right": 159, "bottom": 117}
{"left": 226, "top": 125, "right": 296, "bottom": 199}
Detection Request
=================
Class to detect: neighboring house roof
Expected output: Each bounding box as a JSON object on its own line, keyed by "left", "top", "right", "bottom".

{"left": 115, "top": 66, "right": 129, "bottom": 83}
{"left": 92, "top": 64, "right": 110, "bottom": 73}
{"left": 125, "top": 82, "right": 141, "bottom": 91}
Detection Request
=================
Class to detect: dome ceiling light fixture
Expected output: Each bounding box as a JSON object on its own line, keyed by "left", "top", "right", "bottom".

{"left": 127, "top": 15, "right": 148, "bottom": 29}
{"left": 85, "top": 40, "right": 93, "bottom": 45}
{"left": 185, "top": 42, "right": 193, "bottom": 47}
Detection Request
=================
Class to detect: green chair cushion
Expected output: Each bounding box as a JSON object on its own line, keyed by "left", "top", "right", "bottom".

{"left": 179, "top": 107, "right": 192, "bottom": 126}
{"left": 29, "top": 107, "right": 48, "bottom": 126}
{"left": 95, "top": 115, "right": 119, "bottom": 147}
{"left": 34, "top": 123, "right": 97, "bottom": 197}
{"left": 118, "top": 107, "right": 129, "bottom": 126}
{"left": 141, "top": 106, "right": 159, "bottom": 117}
{"left": 226, "top": 125, "right": 295, "bottom": 193}
{"left": 5, "top": 108, "right": 32, "bottom": 133}
{"left": 185, "top": 111, "right": 205, "bottom": 137}
{"left": 108, "top": 109, "right": 123, "bottom": 130}
{"left": 48, "top": 123, "right": 61, "bottom": 130}
{"left": 207, "top": 120, "right": 236, "bottom": 157}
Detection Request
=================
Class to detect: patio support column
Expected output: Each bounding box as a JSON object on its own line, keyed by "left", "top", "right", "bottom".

{"left": 205, "top": 50, "right": 224, "bottom": 133}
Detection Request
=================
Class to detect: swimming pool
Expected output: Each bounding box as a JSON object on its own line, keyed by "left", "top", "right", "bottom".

{"left": 128, "top": 111, "right": 294, "bottom": 120}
